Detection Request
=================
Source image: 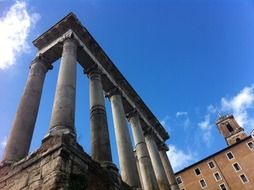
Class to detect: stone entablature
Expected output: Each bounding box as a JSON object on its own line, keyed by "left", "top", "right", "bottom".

{"left": 1, "top": 12, "right": 179, "bottom": 190}
{"left": 32, "top": 13, "right": 169, "bottom": 143}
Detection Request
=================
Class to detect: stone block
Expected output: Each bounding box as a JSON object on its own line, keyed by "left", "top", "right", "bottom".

{"left": 42, "top": 157, "right": 61, "bottom": 177}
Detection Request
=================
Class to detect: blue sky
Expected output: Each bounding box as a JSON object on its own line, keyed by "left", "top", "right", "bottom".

{"left": 0, "top": 0, "right": 254, "bottom": 172}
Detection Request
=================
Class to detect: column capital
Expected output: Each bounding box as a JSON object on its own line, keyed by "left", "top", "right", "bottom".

{"left": 126, "top": 109, "right": 138, "bottom": 121}
{"left": 84, "top": 64, "right": 102, "bottom": 78}
{"left": 105, "top": 87, "right": 122, "bottom": 99}
{"left": 30, "top": 54, "right": 53, "bottom": 71}
{"left": 158, "top": 143, "right": 169, "bottom": 152}
{"left": 143, "top": 127, "right": 155, "bottom": 137}
{"left": 60, "top": 31, "right": 79, "bottom": 46}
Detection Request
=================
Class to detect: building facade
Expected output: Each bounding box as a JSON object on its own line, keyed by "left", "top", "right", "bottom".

{"left": 176, "top": 114, "right": 254, "bottom": 190}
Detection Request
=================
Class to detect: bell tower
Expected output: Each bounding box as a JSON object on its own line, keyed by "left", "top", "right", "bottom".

{"left": 216, "top": 114, "right": 247, "bottom": 146}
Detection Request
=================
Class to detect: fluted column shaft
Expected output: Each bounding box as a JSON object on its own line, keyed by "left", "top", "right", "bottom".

{"left": 49, "top": 38, "right": 77, "bottom": 136}
{"left": 129, "top": 112, "right": 159, "bottom": 190}
{"left": 88, "top": 68, "right": 112, "bottom": 162}
{"left": 3, "top": 57, "right": 51, "bottom": 161}
{"left": 109, "top": 92, "right": 140, "bottom": 188}
{"left": 145, "top": 130, "right": 170, "bottom": 190}
{"left": 159, "top": 145, "right": 179, "bottom": 190}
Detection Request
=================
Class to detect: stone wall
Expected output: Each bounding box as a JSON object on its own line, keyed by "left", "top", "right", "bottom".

{"left": 0, "top": 135, "right": 132, "bottom": 190}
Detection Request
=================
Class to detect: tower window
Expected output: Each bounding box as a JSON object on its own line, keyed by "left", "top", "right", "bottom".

{"left": 232, "top": 162, "right": 241, "bottom": 172}
{"left": 247, "top": 141, "right": 254, "bottom": 150}
{"left": 226, "top": 152, "right": 234, "bottom": 160}
{"left": 226, "top": 123, "right": 234, "bottom": 132}
{"left": 214, "top": 172, "right": 222, "bottom": 181}
{"left": 219, "top": 183, "right": 227, "bottom": 190}
{"left": 199, "top": 179, "right": 207, "bottom": 188}
{"left": 208, "top": 161, "right": 215, "bottom": 169}
{"left": 239, "top": 174, "right": 248, "bottom": 183}
{"left": 176, "top": 176, "right": 183, "bottom": 185}
{"left": 194, "top": 168, "right": 201, "bottom": 175}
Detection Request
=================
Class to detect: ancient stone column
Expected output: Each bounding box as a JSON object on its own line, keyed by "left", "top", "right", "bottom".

{"left": 3, "top": 56, "right": 52, "bottom": 162}
{"left": 159, "top": 144, "right": 179, "bottom": 190}
{"left": 87, "top": 66, "right": 112, "bottom": 163}
{"left": 108, "top": 89, "right": 141, "bottom": 188}
{"left": 128, "top": 111, "right": 159, "bottom": 190}
{"left": 144, "top": 128, "right": 170, "bottom": 190}
{"left": 49, "top": 37, "right": 77, "bottom": 137}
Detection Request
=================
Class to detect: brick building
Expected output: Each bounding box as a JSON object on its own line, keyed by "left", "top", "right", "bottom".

{"left": 175, "top": 114, "right": 254, "bottom": 190}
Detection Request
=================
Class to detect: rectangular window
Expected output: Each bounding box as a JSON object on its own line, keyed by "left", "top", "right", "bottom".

{"left": 247, "top": 141, "right": 254, "bottom": 150}
{"left": 240, "top": 174, "right": 248, "bottom": 184}
{"left": 208, "top": 161, "right": 215, "bottom": 169}
{"left": 214, "top": 172, "right": 222, "bottom": 181}
{"left": 226, "top": 123, "right": 234, "bottom": 132}
{"left": 199, "top": 179, "right": 207, "bottom": 188}
{"left": 176, "top": 176, "right": 183, "bottom": 185}
{"left": 194, "top": 168, "right": 201, "bottom": 175}
{"left": 233, "top": 162, "right": 241, "bottom": 172}
{"left": 220, "top": 183, "right": 227, "bottom": 190}
{"left": 226, "top": 152, "right": 234, "bottom": 160}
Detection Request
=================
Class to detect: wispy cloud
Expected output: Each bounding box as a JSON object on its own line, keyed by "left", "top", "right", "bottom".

{"left": 176, "top": 112, "right": 188, "bottom": 117}
{"left": 198, "top": 114, "right": 213, "bottom": 147}
{"left": 160, "top": 115, "right": 170, "bottom": 127}
{"left": 1, "top": 137, "right": 7, "bottom": 148}
{"left": 176, "top": 111, "right": 190, "bottom": 129}
{"left": 167, "top": 144, "right": 196, "bottom": 172}
{"left": 0, "top": 1, "right": 40, "bottom": 70}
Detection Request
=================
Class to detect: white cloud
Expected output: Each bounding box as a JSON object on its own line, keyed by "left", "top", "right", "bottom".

{"left": 197, "top": 85, "right": 254, "bottom": 147}
{"left": 198, "top": 114, "right": 213, "bottom": 147}
{"left": 0, "top": 1, "right": 40, "bottom": 70}
{"left": 167, "top": 144, "right": 196, "bottom": 172}
{"left": 176, "top": 112, "right": 188, "bottom": 117}
{"left": 221, "top": 85, "right": 254, "bottom": 132}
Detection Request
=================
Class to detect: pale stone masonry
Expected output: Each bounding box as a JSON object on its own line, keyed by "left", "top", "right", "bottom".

{"left": 3, "top": 56, "right": 52, "bottom": 162}
{"left": 128, "top": 110, "right": 159, "bottom": 190}
{"left": 144, "top": 129, "right": 170, "bottom": 190}
{"left": 49, "top": 38, "right": 78, "bottom": 137}
{"left": 0, "top": 13, "right": 179, "bottom": 190}
{"left": 88, "top": 66, "right": 112, "bottom": 163}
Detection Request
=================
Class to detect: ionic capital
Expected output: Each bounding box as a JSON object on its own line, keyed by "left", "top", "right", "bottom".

{"left": 105, "top": 87, "right": 122, "bottom": 99}
{"left": 84, "top": 64, "right": 102, "bottom": 79}
{"left": 60, "top": 31, "right": 79, "bottom": 46}
{"left": 158, "top": 143, "right": 169, "bottom": 152}
{"left": 143, "top": 127, "right": 155, "bottom": 137}
{"left": 126, "top": 109, "right": 138, "bottom": 121}
{"left": 30, "top": 54, "right": 53, "bottom": 71}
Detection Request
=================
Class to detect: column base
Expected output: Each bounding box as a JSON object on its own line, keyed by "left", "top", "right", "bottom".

{"left": 44, "top": 127, "right": 76, "bottom": 140}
